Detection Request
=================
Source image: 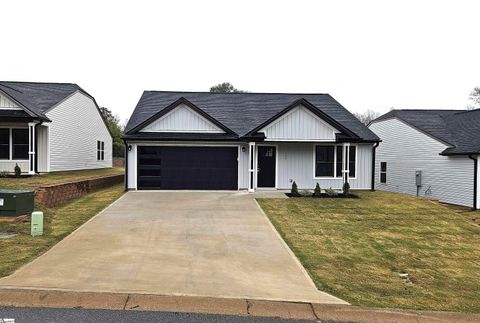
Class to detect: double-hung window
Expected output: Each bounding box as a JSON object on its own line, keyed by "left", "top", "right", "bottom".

{"left": 97, "top": 141, "right": 105, "bottom": 161}
{"left": 380, "top": 162, "right": 387, "bottom": 183}
{"left": 0, "top": 129, "right": 9, "bottom": 160}
{"left": 0, "top": 128, "right": 29, "bottom": 160}
{"left": 12, "top": 129, "right": 29, "bottom": 160}
{"left": 315, "top": 146, "right": 335, "bottom": 177}
{"left": 315, "top": 145, "right": 356, "bottom": 178}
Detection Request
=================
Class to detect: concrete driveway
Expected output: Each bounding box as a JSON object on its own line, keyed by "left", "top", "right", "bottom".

{"left": 0, "top": 191, "right": 346, "bottom": 304}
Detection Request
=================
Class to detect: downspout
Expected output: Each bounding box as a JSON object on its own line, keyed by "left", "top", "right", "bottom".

{"left": 123, "top": 139, "right": 128, "bottom": 192}
{"left": 468, "top": 154, "right": 477, "bottom": 210}
{"left": 371, "top": 142, "right": 379, "bottom": 191}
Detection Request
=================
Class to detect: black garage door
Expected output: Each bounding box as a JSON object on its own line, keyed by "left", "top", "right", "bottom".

{"left": 137, "top": 146, "right": 238, "bottom": 190}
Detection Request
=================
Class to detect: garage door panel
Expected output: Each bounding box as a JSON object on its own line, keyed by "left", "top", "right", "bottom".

{"left": 137, "top": 146, "right": 237, "bottom": 190}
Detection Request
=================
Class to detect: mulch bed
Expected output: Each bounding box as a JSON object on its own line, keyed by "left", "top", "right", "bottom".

{"left": 285, "top": 193, "right": 358, "bottom": 198}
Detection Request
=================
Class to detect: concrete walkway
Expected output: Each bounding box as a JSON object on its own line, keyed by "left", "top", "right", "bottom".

{"left": 0, "top": 191, "right": 345, "bottom": 304}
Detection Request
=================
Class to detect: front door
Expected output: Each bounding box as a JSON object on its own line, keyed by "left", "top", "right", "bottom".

{"left": 257, "top": 146, "right": 276, "bottom": 188}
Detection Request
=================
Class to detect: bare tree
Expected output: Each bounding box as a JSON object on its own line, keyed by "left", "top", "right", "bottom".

{"left": 353, "top": 110, "right": 381, "bottom": 125}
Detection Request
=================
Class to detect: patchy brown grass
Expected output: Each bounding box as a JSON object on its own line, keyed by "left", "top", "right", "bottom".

{"left": 257, "top": 191, "right": 480, "bottom": 313}
{"left": 0, "top": 184, "right": 124, "bottom": 277}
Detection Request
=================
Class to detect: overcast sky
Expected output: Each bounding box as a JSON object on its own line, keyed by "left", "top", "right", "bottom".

{"left": 2, "top": 0, "right": 479, "bottom": 123}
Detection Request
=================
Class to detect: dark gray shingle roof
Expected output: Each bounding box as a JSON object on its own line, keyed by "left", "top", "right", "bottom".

{"left": 0, "top": 81, "right": 82, "bottom": 120}
{"left": 125, "top": 91, "right": 379, "bottom": 141}
{"left": 372, "top": 109, "right": 480, "bottom": 155}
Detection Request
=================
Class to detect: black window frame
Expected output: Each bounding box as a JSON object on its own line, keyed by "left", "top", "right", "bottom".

{"left": 349, "top": 146, "right": 356, "bottom": 178}
{"left": 315, "top": 146, "right": 335, "bottom": 177}
{"left": 316, "top": 144, "right": 357, "bottom": 178}
{"left": 380, "top": 162, "right": 387, "bottom": 183}
{"left": 97, "top": 140, "right": 105, "bottom": 161}
{"left": 0, "top": 128, "right": 9, "bottom": 160}
{"left": 12, "top": 128, "right": 29, "bottom": 160}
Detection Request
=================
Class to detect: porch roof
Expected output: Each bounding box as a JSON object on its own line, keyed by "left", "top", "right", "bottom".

{"left": 0, "top": 109, "right": 40, "bottom": 122}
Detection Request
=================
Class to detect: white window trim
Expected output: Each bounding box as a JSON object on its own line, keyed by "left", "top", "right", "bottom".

{"left": 312, "top": 143, "right": 357, "bottom": 180}
{"left": 0, "top": 126, "right": 30, "bottom": 161}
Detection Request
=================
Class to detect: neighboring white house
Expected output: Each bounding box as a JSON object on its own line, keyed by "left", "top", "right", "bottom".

{"left": 0, "top": 81, "right": 112, "bottom": 174}
{"left": 369, "top": 109, "right": 480, "bottom": 209}
{"left": 123, "top": 91, "right": 380, "bottom": 191}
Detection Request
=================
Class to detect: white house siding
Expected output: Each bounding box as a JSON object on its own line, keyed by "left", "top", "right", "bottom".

{"left": 260, "top": 105, "right": 338, "bottom": 140}
{"left": 140, "top": 104, "right": 223, "bottom": 133}
{"left": 275, "top": 142, "right": 373, "bottom": 190}
{"left": 0, "top": 122, "right": 29, "bottom": 173}
{"left": 45, "top": 91, "right": 112, "bottom": 171}
{"left": 369, "top": 118, "right": 474, "bottom": 208}
{"left": 126, "top": 141, "right": 249, "bottom": 190}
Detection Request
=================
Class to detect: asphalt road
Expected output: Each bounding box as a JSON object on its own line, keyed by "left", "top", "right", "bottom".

{"left": 0, "top": 307, "right": 321, "bottom": 323}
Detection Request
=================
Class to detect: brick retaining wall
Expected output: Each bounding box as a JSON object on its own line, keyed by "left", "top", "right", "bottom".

{"left": 35, "top": 174, "right": 124, "bottom": 208}
{"left": 113, "top": 158, "right": 124, "bottom": 167}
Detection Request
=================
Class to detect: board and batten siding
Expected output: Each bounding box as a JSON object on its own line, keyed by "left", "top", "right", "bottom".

{"left": 261, "top": 105, "right": 339, "bottom": 140}
{"left": 126, "top": 142, "right": 249, "bottom": 190}
{"left": 0, "top": 94, "right": 20, "bottom": 109}
{"left": 369, "top": 118, "right": 474, "bottom": 208}
{"left": 275, "top": 142, "right": 372, "bottom": 189}
{"left": 45, "top": 91, "right": 112, "bottom": 171}
{"left": 140, "top": 104, "right": 224, "bottom": 133}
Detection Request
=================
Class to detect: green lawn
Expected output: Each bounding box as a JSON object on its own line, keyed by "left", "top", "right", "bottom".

{"left": 0, "top": 184, "right": 124, "bottom": 278}
{"left": 0, "top": 168, "right": 124, "bottom": 190}
{"left": 257, "top": 191, "right": 480, "bottom": 313}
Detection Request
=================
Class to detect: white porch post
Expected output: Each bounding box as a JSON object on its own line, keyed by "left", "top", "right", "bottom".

{"left": 342, "top": 143, "right": 350, "bottom": 184}
{"left": 248, "top": 142, "right": 256, "bottom": 192}
{"left": 28, "top": 122, "right": 36, "bottom": 175}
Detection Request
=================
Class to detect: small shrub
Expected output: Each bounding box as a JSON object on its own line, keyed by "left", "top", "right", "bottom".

{"left": 291, "top": 181, "right": 300, "bottom": 197}
{"left": 343, "top": 182, "right": 351, "bottom": 195}
{"left": 313, "top": 183, "right": 321, "bottom": 197}
{"left": 299, "top": 190, "right": 311, "bottom": 197}
{"left": 0, "top": 171, "right": 8, "bottom": 178}
{"left": 325, "top": 187, "right": 338, "bottom": 196}
{"left": 14, "top": 163, "right": 21, "bottom": 177}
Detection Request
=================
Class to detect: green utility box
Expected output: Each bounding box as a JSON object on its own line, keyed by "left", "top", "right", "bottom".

{"left": 0, "top": 189, "right": 35, "bottom": 217}
{"left": 31, "top": 211, "right": 44, "bottom": 236}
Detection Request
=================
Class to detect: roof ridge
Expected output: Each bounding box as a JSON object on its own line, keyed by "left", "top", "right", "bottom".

{"left": 392, "top": 109, "right": 463, "bottom": 112}
{"left": 0, "top": 81, "right": 78, "bottom": 86}
{"left": 0, "top": 83, "right": 24, "bottom": 94}
{"left": 452, "top": 108, "right": 480, "bottom": 115}
{"left": 143, "top": 90, "right": 330, "bottom": 95}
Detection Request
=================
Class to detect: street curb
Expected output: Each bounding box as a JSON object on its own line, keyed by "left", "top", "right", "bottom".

{"left": 0, "top": 289, "right": 479, "bottom": 322}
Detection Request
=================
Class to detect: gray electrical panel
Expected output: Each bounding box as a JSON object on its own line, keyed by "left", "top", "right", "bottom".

{"left": 415, "top": 170, "right": 422, "bottom": 187}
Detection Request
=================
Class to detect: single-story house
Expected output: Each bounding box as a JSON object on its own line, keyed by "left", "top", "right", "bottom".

{"left": 0, "top": 81, "right": 112, "bottom": 174}
{"left": 123, "top": 91, "right": 380, "bottom": 191}
{"left": 369, "top": 109, "right": 480, "bottom": 209}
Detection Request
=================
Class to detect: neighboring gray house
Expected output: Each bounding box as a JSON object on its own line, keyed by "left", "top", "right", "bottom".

{"left": 124, "top": 91, "right": 380, "bottom": 191}
{"left": 0, "top": 81, "right": 112, "bottom": 174}
{"left": 369, "top": 109, "right": 480, "bottom": 209}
